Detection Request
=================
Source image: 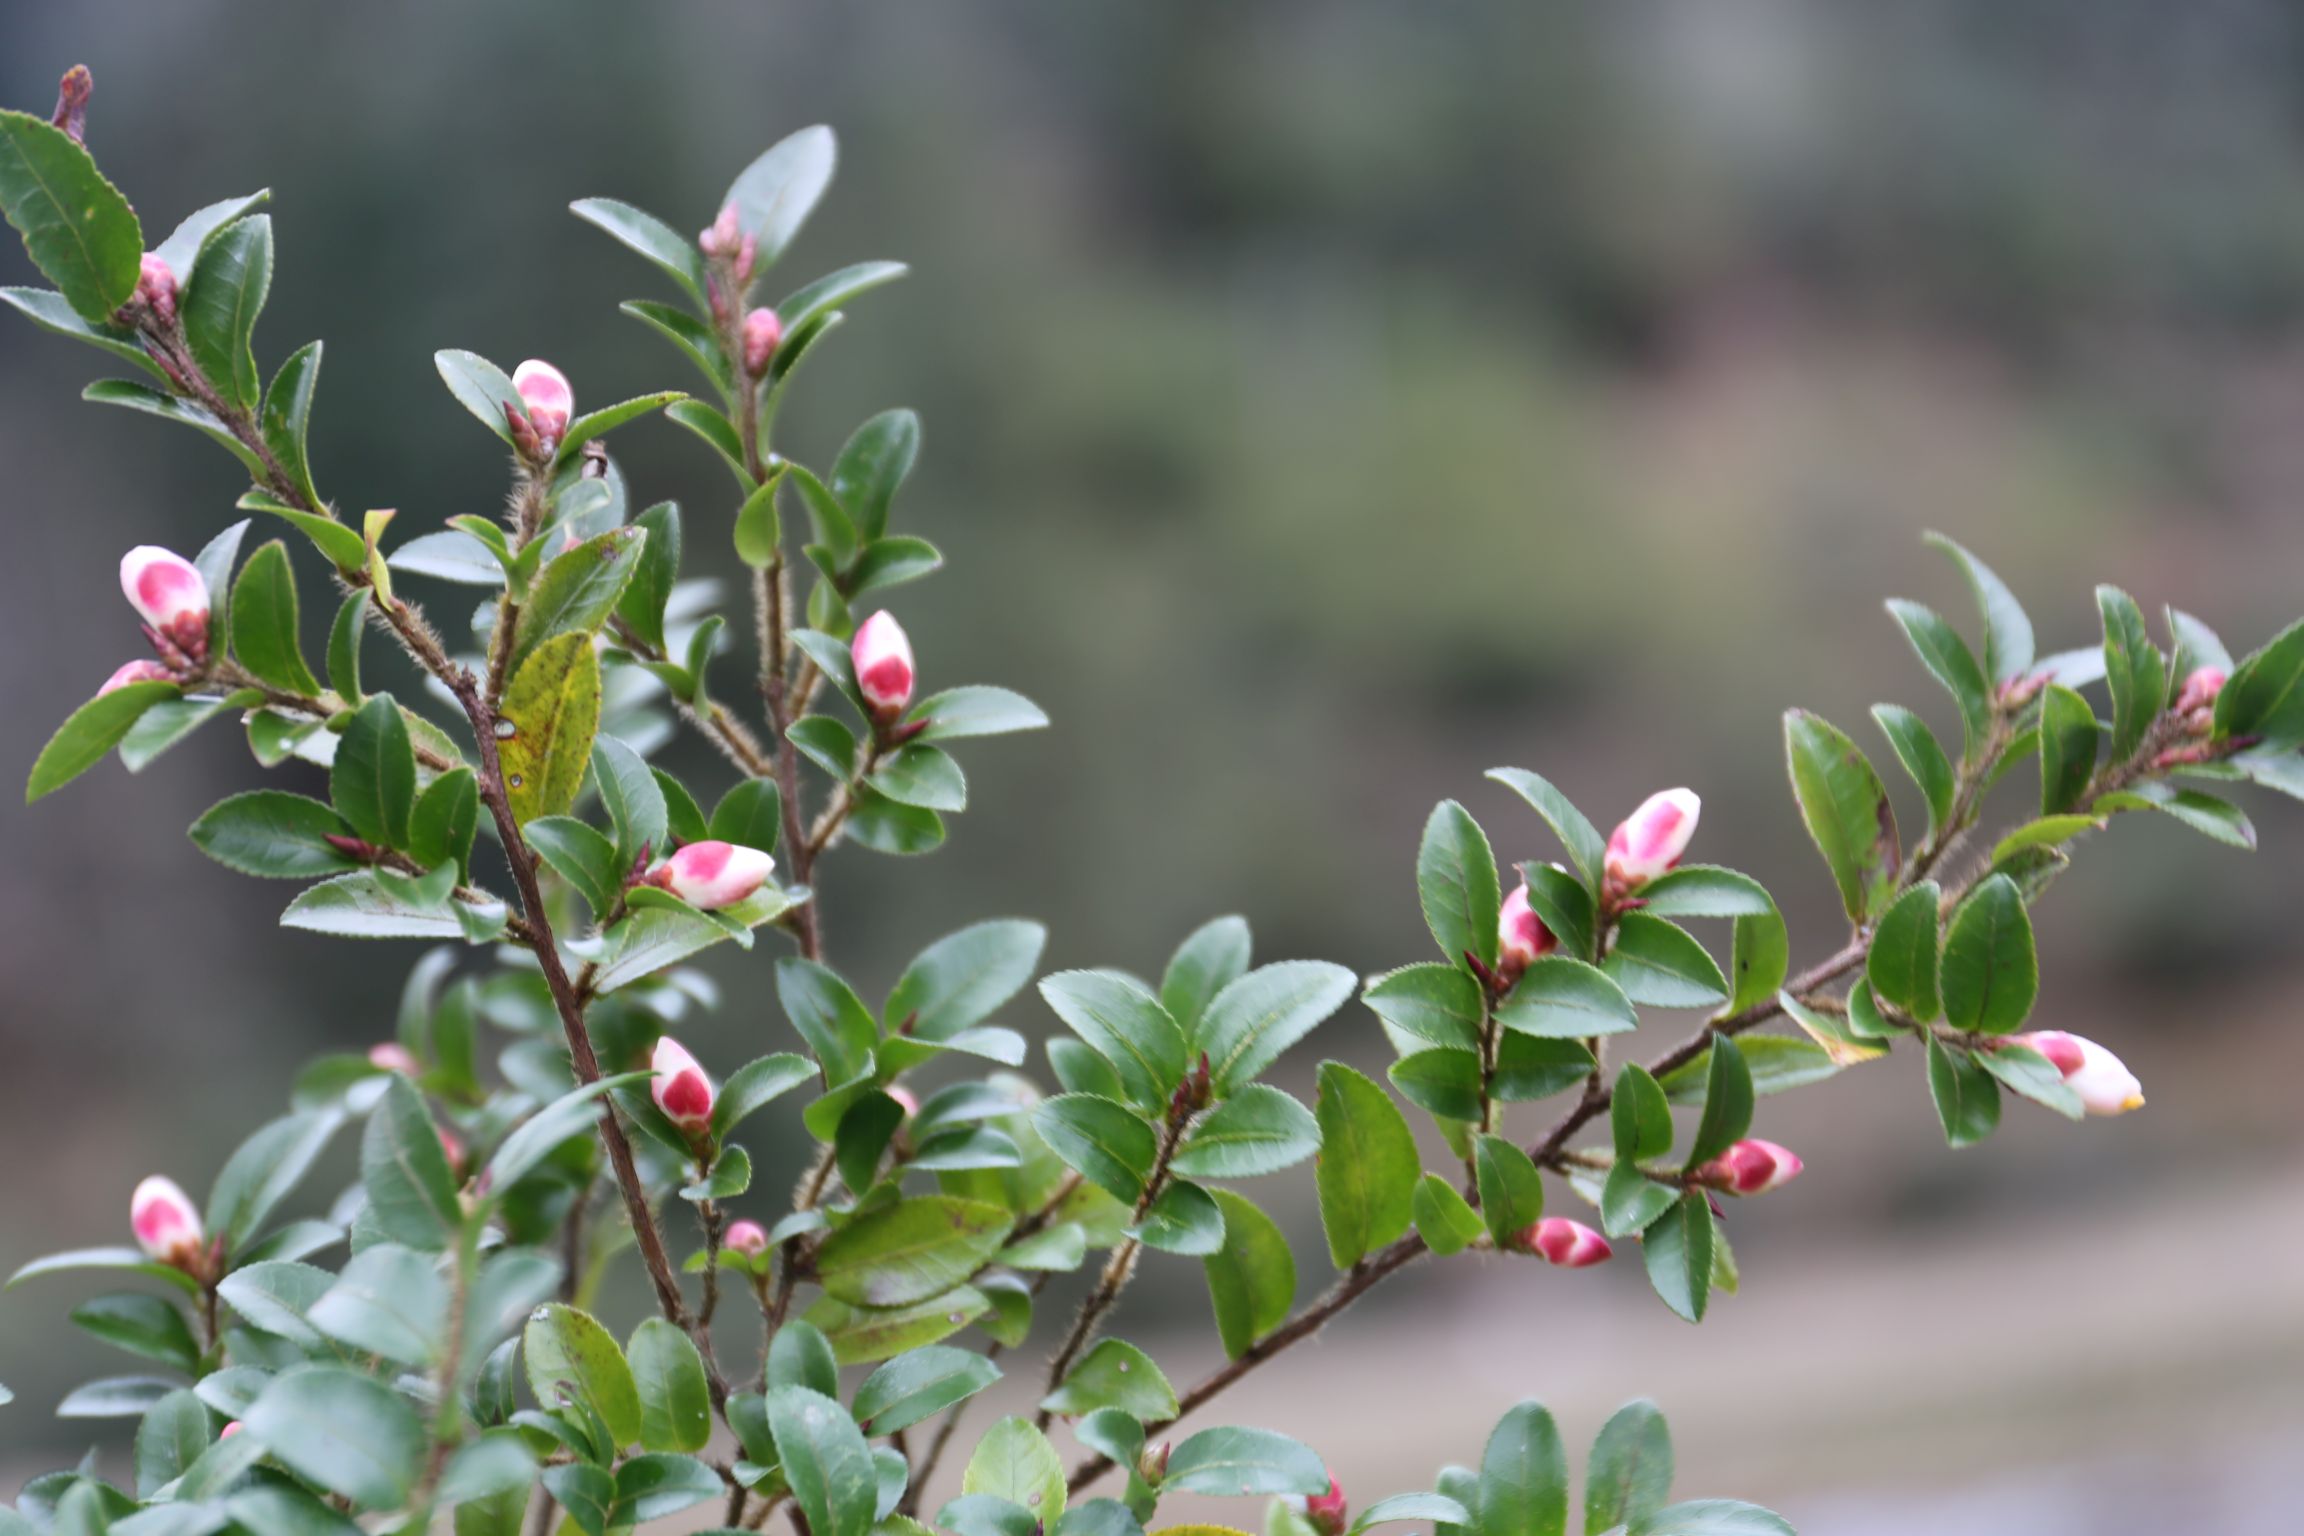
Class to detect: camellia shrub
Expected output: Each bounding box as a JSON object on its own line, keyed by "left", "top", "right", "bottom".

{"left": 6, "top": 62, "right": 2302, "bottom": 1536}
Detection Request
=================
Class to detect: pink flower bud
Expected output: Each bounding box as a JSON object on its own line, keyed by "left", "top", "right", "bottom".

{"left": 2010, "top": 1031, "right": 2145, "bottom": 1116}
{"left": 136, "top": 253, "right": 177, "bottom": 324}
{"left": 99, "top": 659, "right": 175, "bottom": 695}
{"left": 368, "top": 1042, "right": 420, "bottom": 1076}
{"left": 130, "top": 1175, "right": 205, "bottom": 1269}
{"left": 119, "top": 546, "right": 210, "bottom": 663}
{"left": 852, "top": 611, "right": 915, "bottom": 719}
{"left": 438, "top": 1126, "right": 465, "bottom": 1175}
{"left": 219, "top": 1420, "right": 243, "bottom": 1440}
{"left": 699, "top": 202, "right": 742, "bottom": 258}
{"left": 742, "top": 307, "right": 783, "bottom": 378}
{"left": 1699, "top": 1138, "right": 1803, "bottom": 1195}
{"left": 725, "top": 1219, "right": 770, "bottom": 1256}
{"left": 1496, "top": 881, "right": 1559, "bottom": 982}
{"left": 511, "top": 359, "right": 573, "bottom": 451}
{"left": 2175, "top": 666, "right": 2227, "bottom": 719}
{"left": 887, "top": 1085, "right": 920, "bottom": 1120}
{"left": 650, "top": 840, "right": 775, "bottom": 910}
{"left": 1304, "top": 1478, "right": 1348, "bottom": 1536}
{"left": 1521, "top": 1216, "right": 1613, "bottom": 1267}
{"left": 1605, "top": 788, "right": 1701, "bottom": 890}
{"left": 651, "top": 1036, "right": 715, "bottom": 1131}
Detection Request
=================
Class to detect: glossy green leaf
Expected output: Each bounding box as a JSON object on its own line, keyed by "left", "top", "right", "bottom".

{"left": 1202, "top": 1187, "right": 1296, "bottom": 1356}
{"left": 0, "top": 109, "right": 143, "bottom": 322}
{"left": 771, "top": 1384, "right": 880, "bottom": 1536}
{"left": 1388, "top": 1048, "right": 1483, "bottom": 1124}
{"left": 71, "top": 1293, "right": 200, "bottom": 1371}
{"left": 1040, "top": 970, "right": 1188, "bottom": 1112}
{"left": 85, "top": 378, "right": 268, "bottom": 475}
{"left": 886, "top": 919, "right": 1046, "bottom": 1043}
{"left": 1611, "top": 1064, "right": 1673, "bottom": 1162}
{"left": 1417, "top": 799, "right": 1500, "bottom": 970}
{"left": 628, "top": 1317, "right": 712, "bottom": 1453}
{"left": 1362, "top": 962, "right": 1483, "bottom": 1051}
{"left": 183, "top": 213, "right": 272, "bottom": 409}
{"left": 1635, "top": 866, "right": 1775, "bottom": 919}
{"left": 190, "top": 790, "right": 357, "bottom": 878}
{"left": 1195, "top": 960, "right": 1357, "bottom": 1095}
{"left": 525, "top": 1302, "right": 642, "bottom": 1448}
{"left": 1411, "top": 1173, "right": 1487, "bottom": 1256}
{"left": 831, "top": 409, "right": 921, "bottom": 542}
{"left": 1784, "top": 709, "right": 1900, "bottom": 922}
{"left": 1605, "top": 915, "right": 1727, "bottom": 1011}
{"left": 1164, "top": 1425, "right": 1327, "bottom": 1498}
{"left": 209, "top": 1107, "right": 343, "bottom": 1252}
{"left": 1498, "top": 955, "right": 1640, "bottom": 1036}
{"left": 134, "top": 1387, "right": 217, "bottom": 1497}
{"left": 1886, "top": 598, "right": 1991, "bottom": 754}
{"left": 0, "top": 284, "right": 162, "bottom": 377}
{"left": 852, "top": 1346, "right": 1000, "bottom": 1436}
{"left": 1475, "top": 1401, "right": 1569, "bottom": 1536}
{"left": 1866, "top": 882, "right": 1942, "bottom": 1022}
{"left": 1925, "top": 1035, "right": 2001, "bottom": 1148}
{"left": 359, "top": 1076, "right": 459, "bottom": 1250}
{"left": 725, "top": 125, "right": 838, "bottom": 267}
{"left": 1172, "top": 1084, "right": 1320, "bottom": 1178}
{"left": 569, "top": 198, "right": 704, "bottom": 303}
{"left": 1682, "top": 1036, "right": 1753, "bottom": 1171}
{"left": 26, "top": 680, "right": 177, "bottom": 802}
{"left": 816, "top": 1196, "right": 1012, "bottom": 1307}
{"left": 231, "top": 539, "right": 320, "bottom": 693}
{"left": 306, "top": 1242, "right": 447, "bottom": 1364}
{"left": 1872, "top": 703, "right": 1957, "bottom": 842}
{"left": 1131, "top": 1178, "right": 1227, "bottom": 1255}
{"left": 2037, "top": 684, "right": 2100, "bottom": 815}
{"left": 511, "top": 526, "right": 646, "bottom": 672}
{"left": 868, "top": 742, "right": 966, "bottom": 811}
{"left": 1924, "top": 533, "right": 2034, "bottom": 685}
{"left": 435, "top": 348, "right": 522, "bottom": 443}
{"left": 332, "top": 693, "right": 415, "bottom": 849}
{"left": 906, "top": 685, "right": 1049, "bottom": 741}
{"left": 1486, "top": 768, "right": 1607, "bottom": 893}
{"left": 1584, "top": 1399, "right": 1674, "bottom": 1536}
{"left": 2214, "top": 616, "right": 2304, "bottom": 748}
{"left": 1474, "top": 1134, "right": 1545, "bottom": 1246}
{"left": 1041, "top": 1338, "right": 1177, "bottom": 1421}
{"left": 262, "top": 341, "right": 325, "bottom": 508}
{"left": 242, "top": 1364, "right": 422, "bottom": 1509}
{"left": 1601, "top": 1161, "right": 1678, "bottom": 1241}
{"left": 1642, "top": 1193, "right": 1716, "bottom": 1324}
{"left": 1938, "top": 874, "right": 2036, "bottom": 1034}
{"left": 1724, "top": 907, "right": 1789, "bottom": 1017}
{"left": 1312, "top": 1061, "right": 1418, "bottom": 1268}
{"left": 2098, "top": 585, "right": 2166, "bottom": 763}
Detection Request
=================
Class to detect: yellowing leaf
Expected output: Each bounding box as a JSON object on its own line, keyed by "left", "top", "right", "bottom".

{"left": 500, "top": 632, "right": 600, "bottom": 826}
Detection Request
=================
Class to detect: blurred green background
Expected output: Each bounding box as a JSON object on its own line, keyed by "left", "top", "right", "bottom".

{"left": 3, "top": 2, "right": 2301, "bottom": 1529}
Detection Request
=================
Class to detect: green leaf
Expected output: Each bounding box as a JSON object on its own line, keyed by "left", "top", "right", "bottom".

{"left": 1499, "top": 956, "right": 1641, "bottom": 1036}
{"left": 816, "top": 1196, "right": 1012, "bottom": 1307}
{"left": 1604, "top": 915, "right": 1727, "bottom": 1011}
{"left": 569, "top": 198, "right": 704, "bottom": 304}
{"left": 1202, "top": 1188, "right": 1295, "bottom": 1356}
{"left": 525, "top": 816, "right": 622, "bottom": 919}
{"left": 1362, "top": 963, "right": 1482, "bottom": 1051}
{"left": 1312, "top": 1061, "right": 1418, "bottom": 1267}
{"left": 1635, "top": 866, "right": 1775, "bottom": 919}
{"left": 71, "top": 1293, "right": 199, "bottom": 1371}
{"left": 805, "top": 1284, "right": 989, "bottom": 1365}
{"left": 1938, "top": 874, "right": 2036, "bottom": 1034}
{"left": 134, "top": 1386, "right": 216, "bottom": 1497}
{"left": 85, "top": 378, "right": 267, "bottom": 475}
{"left": 1041, "top": 1338, "right": 1177, "bottom": 1421}
{"left": 278, "top": 870, "right": 462, "bottom": 939}
{"left": 2214, "top": 616, "right": 2304, "bottom": 748}
{"left": 962, "top": 1415, "right": 1067, "bottom": 1522}
{"left": 1886, "top": 598, "right": 1991, "bottom": 755}
{"left": 1033, "top": 1094, "right": 1158, "bottom": 1204}
{"left": 1172, "top": 1084, "right": 1320, "bottom": 1179}
{"left": 1784, "top": 709, "right": 1900, "bottom": 923}
{"left": 0, "top": 109, "right": 142, "bottom": 323}
{"left": 0, "top": 283, "right": 162, "bottom": 377}
{"left": 1517, "top": 862, "right": 1596, "bottom": 963}
{"left": 831, "top": 409, "right": 921, "bottom": 542}
{"left": 589, "top": 734, "right": 667, "bottom": 869}
{"left": 209, "top": 1107, "right": 343, "bottom": 1253}
{"left": 1601, "top": 1161, "right": 1678, "bottom": 1240}
{"left": 1583, "top": 1403, "right": 1676, "bottom": 1536}
{"left": 242, "top": 1364, "right": 422, "bottom": 1509}
{"left": 1866, "top": 882, "right": 1942, "bottom": 1022}
{"left": 262, "top": 341, "right": 325, "bottom": 508}
{"left": 511, "top": 526, "right": 647, "bottom": 673}
{"left": 611, "top": 500, "right": 682, "bottom": 653}
{"left": 2098, "top": 585, "right": 2167, "bottom": 763}
{"left": 628, "top": 1317, "right": 712, "bottom": 1453}
{"left": 887, "top": 919, "right": 1046, "bottom": 1044}
{"left": 1469, "top": 1137, "right": 1544, "bottom": 1251}
{"left": 332, "top": 693, "right": 415, "bottom": 849}
{"left": 326, "top": 589, "right": 366, "bottom": 704}
{"left": 553, "top": 391, "right": 683, "bottom": 466}
{"left": 189, "top": 790, "right": 356, "bottom": 878}
{"left": 544, "top": 1464, "right": 616, "bottom": 1536}
{"left": 1195, "top": 960, "right": 1358, "bottom": 1095}
{"left": 1681, "top": 1036, "right": 1755, "bottom": 1172}
{"left": 435, "top": 349, "right": 522, "bottom": 444}
{"left": 853, "top": 1346, "right": 1000, "bottom": 1436}
{"left": 26, "top": 680, "right": 176, "bottom": 802}
{"left": 1642, "top": 1194, "right": 1716, "bottom": 1324}
{"left": 500, "top": 632, "right": 601, "bottom": 826}
{"left": 1925, "top": 1035, "right": 2001, "bottom": 1148}
{"left": 1418, "top": 799, "right": 1501, "bottom": 970}
{"left": 1411, "top": 1173, "right": 1487, "bottom": 1256}
{"left": 306, "top": 1242, "right": 447, "bottom": 1364}
{"left": 868, "top": 742, "right": 967, "bottom": 811}
{"left": 230, "top": 539, "right": 320, "bottom": 694}
{"left": 360, "top": 1076, "right": 459, "bottom": 1249}
{"left": 1924, "top": 533, "right": 2034, "bottom": 686}
{"left": 906, "top": 685, "right": 1049, "bottom": 741}
{"left": 2098, "top": 781, "right": 2257, "bottom": 849}
{"left": 1165, "top": 1425, "right": 1328, "bottom": 1497}
{"left": 2037, "top": 684, "right": 2100, "bottom": 815}
{"left": 182, "top": 213, "right": 273, "bottom": 410}
{"left": 611, "top": 1453, "right": 721, "bottom": 1526}
{"left": 770, "top": 1384, "right": 880, "bottom": 1536}
{"left": 712, "top": 1053, "right": 816, "bottom": 1140}
{"left": 1130, "top": 1178, "right": 1226, "bottom": 1256}
{"left": 846, "top": 787, "right": 946, "bottom": 856}
{"left": 1973, "top": 1041, "right": 2083, "bottom": 1120}
{"left": 1388, "top": 1048, "right": 1484, "bottom": 1124}
{"left": 411, "top": 768, "right": 480, "bottom": 880}
{"left": 725, "top": 125, "right": 838, "bottom": 267}
{"left": 1631, "top": 1500, "right": 1793, "bottom": 1535}
{"left": 778, "top": 956, "right": 878, "bottom": 1085}
{"left": 525, "top": 1302, "right": 642, "bottom": 1449}
{"left": 1611, "top": 1064, "right": 1673, "bottom": 1162}
{"left": 1871, "top": 704, "right": 1957, "bottom": 843}
{"left": 1990, "top": 815, "right": 2100, "bottom": 864}
{"left": 1486, "top": 768, "right": 1608, "bottom": 892}
{"left": 778, "top": 259, "right": 910, "bottom": 332}
{"left": 1475, "top": 1401, "right": 1569, "bottom": 1536}
{"left": 768, "top": 1318, "right": 841, "bottom": 1399}
{"left": 1725, "top": 907, "right": 1789, "bottom": 1017}
{"left": 1040, "top": 970, "right": 1188, "bottom": 1113}
{"left": 1493, "top": 1035, "right": 1598, "bottom": 1101}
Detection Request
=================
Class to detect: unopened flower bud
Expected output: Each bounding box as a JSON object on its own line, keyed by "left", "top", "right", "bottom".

{"left": 2175, "top": 666, "right": 2227, "bottom": 721}
{"left": 100, "top": 659, "right": 174, "bottom": 695}
{"left": 131, "top": 1175, "right": 205, "bottom": 1270}
{"left": 725, "top": 1219, "right": 770, "bottom": 1256}
{"left": 887, "top": 1085, "right": 920, "bottom": 1120}
{"left": 219, "top": 1420, "right": 243, "bottom": 1440}
{"left": 136, "top": 253, "right": 177, "bottom": 325}
{"left": 1605, "top": 789, "right": 1701, "bottom": 891}
{"left": 699, "top": 202, "right": 741, "bottom": 258}
{"left": 120, "top": 546, "right": 210, "bottom": 664}
{"left": 852, "top": 611, "right": 915, "bottom": 720}
{"left": 1698, "top": 1138, "right": 1803, "bottom": 1195}
{"left": 438, "top": 1126, "right": 465, "bottom": 1176}
{"left": 368, "top": 1042, "right": 419, "bottom": 1076}
{"left": 651, "top": 1036, "right": 716, "bottom": 1132}
{"left": 511, "top": 359, "right": 573, "bottom": 452}
{"left": 1137, "top": 1440, "right": 1170, "bottom": 1482}
{"left": 742, "top": 307, "right": 782, "bottom": 378}
{"left": 1304, "top": 1478, "right": 1348, "bottom": 1536}
{"left": 2010, "top": 1031, "right": 2145, "bottom": 1116}
{"left": 1496, "top": 881, "right": 1559, "bottom": 983}
{"left": 1520, "top": 1216, "right": 1613, "bottom": 1267}
{"left": 649, "top": 840, "right": 775, "bottom": 910}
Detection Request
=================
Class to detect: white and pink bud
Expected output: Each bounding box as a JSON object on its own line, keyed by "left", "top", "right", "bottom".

{"left": 1496, "top": 881, "right": 1560, "bottom": 983}
{"left": 130, "top": 1176, "right": 205, "bottom": 1271}
{"left": 742, "top": 307, "right": 782, "bottom": 378}
{"left": 99, "top": 659, "right": 175, "bottom": 695}
{"left": 886, "top": 1085, "right": 920, "bottom": 1121}
{"left": 437, "top": 1126, "right": 466, "bottom": 1177}
{"left": 511, "top": 360, "right": 573, "bottom": 452}
{"left": 1698, "top": 1138, "right": 1804, "bottom": 1195}
{"left": 699, "top": 203, "right": 742, "bottom": 258}
{"left": 649, "top": 840, "right": 775, "bottom": 911}
{"left": 368, "top": 1042, "right": 420, "bottom": 1076}
{"left": 1605, "top": 789, "right": 1701, "bottom": 891}
{"left": 119, "top": 546, "right": 210, "bottom": 663}
{"left": 2011, "top": 1031, "right": 2145, "bottom": 1117}
{"left": 852, "top": 611, "right": 915, "bottom": 720}
{"left": 136, "top": 253, "right": 178, "bottom": 325}
{"left": 2175, "top": 666, "right": 2227, "bottom": 722}
{"left": 650, "top": 1036, "right": 716, "bottom": 1132}
{"left": 725, "top": 1219, "right": 770, "bottom": 1257}
{"left": 219, "top": 1420, "right": 243, "bottom": 1441}
{"left": 1520, "top": 1216, "right": 1613, "bottom": 1268}
{"left": 1303, "top": 1479, "right": 1348, "bottom": 1536}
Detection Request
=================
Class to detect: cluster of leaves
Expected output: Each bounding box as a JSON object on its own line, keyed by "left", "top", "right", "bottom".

{"left": 9, "top": 66, "right": 2304, "bottom": 1536}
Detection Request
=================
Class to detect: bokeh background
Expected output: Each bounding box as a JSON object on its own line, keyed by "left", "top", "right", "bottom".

{"left": 3, "top": 2, "right": 2302, "bottom": 1530}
